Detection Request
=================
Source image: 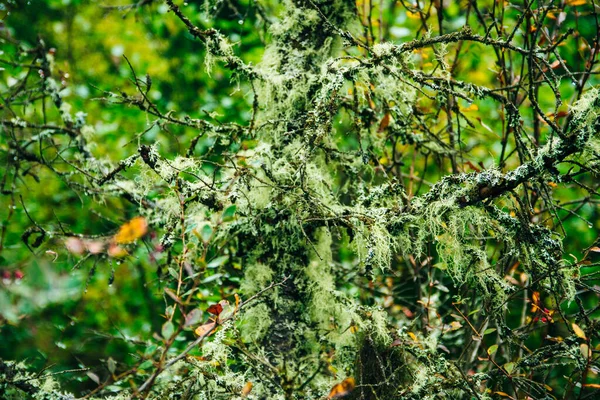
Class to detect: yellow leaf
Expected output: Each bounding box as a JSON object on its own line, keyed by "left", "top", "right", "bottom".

{"left": 114, "top": 216, "right": 148, "bottom": 244}
{"left": 567, "top": 0, "right": 588, "bottom": 6}
{"left": 461, "top": 103, "right": 479, "bottom": 112}
{"left": 448, "top": 321, "right": 462, "bottom": 331}
{"left": 327, "top": 377, "right": 355, "bottom": 399}
{"left": 573, "top": 323, "right": 587, "bottom": 340}
{"left": 408, "top": 332, "right": 419, "bottom": 342}
{"left": 581, "top": 343, "right": 591, "bottom": 359}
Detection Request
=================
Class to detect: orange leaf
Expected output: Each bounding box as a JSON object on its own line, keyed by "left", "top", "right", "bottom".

{"left": 327, "top": 377, "right": 355, "bottom": 399}
{"left": 241, "top": 381, "right": 253, "bottom": 397}
{"left": 114, "top": 216, "right": 148, "bottom": 244}
{"left": 567, "top": 0, "right": 588, "bottom": 6}
{"left": 377, "top": 113, "right": 391, "bottom": 132}
{"left": 235, "top": 293, "right": 241, "bottom": 311}
{"left": 194, "top": 321, "right": 216, "bottom": 337}
{"left": 494, "top": 392, "right": 515, "bottom": 399}
{"left": 583, "top": 383, "right": 600, "bottom": 389}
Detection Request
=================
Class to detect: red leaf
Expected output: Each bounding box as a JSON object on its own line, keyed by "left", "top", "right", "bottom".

{"left": 207, "top": 303, "right": 223, "bottom": 316}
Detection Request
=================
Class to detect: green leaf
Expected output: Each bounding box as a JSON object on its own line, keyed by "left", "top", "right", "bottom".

{"left": 162, "top": 321, "right": 175, "bottom": 339}
{"left": 144, "top": 344, "right": 158, "bottom": 357}
{"left": 222, "top": 205, "right": 237, "bottom": 222}
{"left": 107, "top": 357, "right": 116, "bottom": 374}
{"left": 483, "top": 328, "right": 496, "bottom": 336}
{"left": 503, "top": 362, "right": 515, "bottom": 374}
{"left": 139, "top": 360, "right": 153, "bottom": 370}
{"left": 200, "top": 224, "right": 213, "bottom": 242}
{"left": 487, "top": 344, "right": 499, "bottom": 356}
{"left": 202, "top": 273, "right": 223, "bottom": 283}
{"left": 207, "top": 256, "right": 229, "bottom": 269}
{"left": 168, "top": 267, "right": 179, "bottom": 279}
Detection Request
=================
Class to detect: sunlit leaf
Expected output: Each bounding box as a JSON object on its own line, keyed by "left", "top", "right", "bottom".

{"left": 487, "top": 344, "right": 498, "bottom": 356}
